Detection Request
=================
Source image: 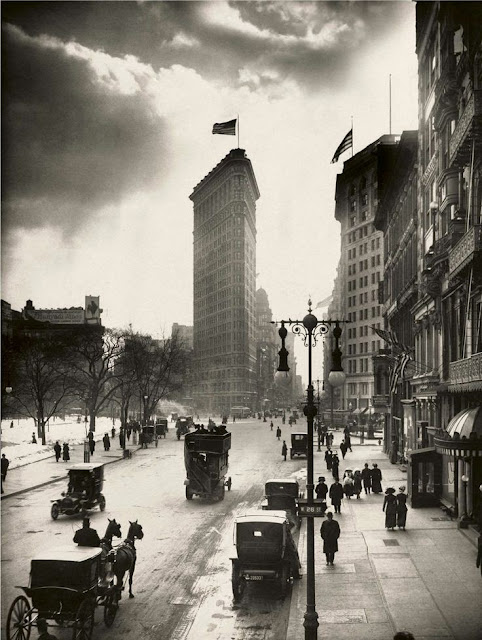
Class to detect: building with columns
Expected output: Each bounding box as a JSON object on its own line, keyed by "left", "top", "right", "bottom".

{"left": 190, "top": 149, "right": 260, "bottom": 414}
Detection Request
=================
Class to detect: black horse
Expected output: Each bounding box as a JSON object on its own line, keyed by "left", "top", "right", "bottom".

{"left": 113, "top": 520, "right": 144, "bottom": 598}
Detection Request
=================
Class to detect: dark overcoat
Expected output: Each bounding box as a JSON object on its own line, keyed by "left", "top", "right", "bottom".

{"left": 320, "top": 519, "right": 340, "bottom": 553}
{"left": 329, "top": 482, "right": 344, "bottom": 505}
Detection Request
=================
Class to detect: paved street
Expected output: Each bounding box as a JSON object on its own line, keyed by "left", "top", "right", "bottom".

{"left": 2, "top": 419, "right": 481, "bottom": 640}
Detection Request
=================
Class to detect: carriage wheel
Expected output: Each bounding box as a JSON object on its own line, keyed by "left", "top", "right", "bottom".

{"left": 51, "top": 503, "right": 59, "bottom": 520}
{"left": 72, "top": 598, "right": 95, "bottom": 640}
{"left": 226, "top": 477, "right": 232, "bottom": 491}
{"left": 103, "top": 592, "right": 118, "bottom": 628}
{"left": 231, "top": 565, "right": 245, "bottom": 602}
{"left": 185, "top": 486, "right": 193, "bottom": 500}
{"left": 280, "top": 563, "right": 290, "bottom": 598}
{"left": 98, "top": 494, "right": 106, "bottom": 512}
{"left": 6, "top": 596, "right": 32, "bottom": 640}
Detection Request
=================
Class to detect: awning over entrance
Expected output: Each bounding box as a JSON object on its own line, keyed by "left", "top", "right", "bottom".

{"left": 445, "top": 406, "right": 482, "bottom": 439}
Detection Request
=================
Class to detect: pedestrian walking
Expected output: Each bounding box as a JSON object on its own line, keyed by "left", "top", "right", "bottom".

{"left": 62, "top": 442, "right": 70, "bottom": 462}
{"left": 276, "top": 426, "right": 281, "bottom": 441}
{"left": 345, "top": 434, "right": 352, "bottom": 452}
{"left": 127, "top": 427, "right": 132, "bottom": 441}
{"left": 88, "top": 436, "right": 95, "bottom": 457}
{"left": 353, "top": 469, "right": 362, "bottom": 499}
{"left": 371, "top": 463, "right": 383, "bottom": 494}
{"left": 281, "top": 440, "right": 288, "bottom": 461}
{"left": 111, "top": 426, "right": 116, "bottom": 439}
{"left": 37, "top": 618, "right": 59, "bottom": 639}
{"left": 340, "top": 440, "right": 347, "bottom": 459}
{"left": 119, "top": 428, "right": 125, "bottom": 449}
{"left": 383, "top": 488, "right": 397, "bottom": 530}
{"left": 320, "top": 511, "right": 340, "bottom": 566}
{"left": 31, "top": 432, "right": 37, "bottom": 444}
{"left": 315, "top": 476, "right": 328, "bottom": 514}
{"left": 325, "top": 448, "right": 333, "bottom": 470}
{"left": 396, "top": 486, "right": 408, "bottom": 530}
{"left": 270, "top": 421, "right": 274, "bottom": 431}
{"left": 329, "top": 479, "right": 344, "bottom": 514}
{"left": 103, "top": 433, "right": 110, "bottom": 452}
{"left": 361, "top": 463, "right": 372, "bottom": 494}
{"left": 476, "top": 534, "right": 482, "bottom": 577}
{"left": 343, "top": 471, "right": 354, "bottom": 499}
{"left": 1, "top": 453, "right": 10, "bottom": 482}
{"left": 53, "top": 441, "right": 61, "bottom": 462}
{"left": 10, "top": 421, "right": 14, "bottom": 429}
{"left": 331, "top": 453, "right": 340, "bottom": 481}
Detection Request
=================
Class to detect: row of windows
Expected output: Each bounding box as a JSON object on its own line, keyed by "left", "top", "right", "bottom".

{"left": 347, "top": 340, "right": 381, "bottom": 355}
{"left": 347, "top": 358, "right": 372, "bottom": 374}
{"left": 346, "top": 308, "right": 381, "bottom": 322}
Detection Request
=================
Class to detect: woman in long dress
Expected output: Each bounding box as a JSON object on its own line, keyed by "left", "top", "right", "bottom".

{"left": 396, "top": 486, "right": 408, "bottom": 530}
{"left": 383, "top": 487, "right": 397, "bottom": 530}
{"left": 62, "top": 442, "right": 70, "bottom": 462}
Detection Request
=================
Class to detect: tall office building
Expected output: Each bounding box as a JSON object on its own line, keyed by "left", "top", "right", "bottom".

{"left": 190, "top": 149, "right": 260, "bottom": 413}
{"left": 333, "top": 135, "right": 400, "bottom": 411}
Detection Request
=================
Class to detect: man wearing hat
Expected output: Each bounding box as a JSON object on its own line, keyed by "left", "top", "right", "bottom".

{"left": 320, "top": 511, "right": 340, "bottom": 566}
{"left": 73, "top": 516, "right": 101, "bottom": 547}
{"left": 315, "top": 476, "right": 328, "bottom": 514}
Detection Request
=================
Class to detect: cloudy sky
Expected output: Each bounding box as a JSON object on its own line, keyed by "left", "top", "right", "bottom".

{"left": 2, "top": 1, "right": 418, "bottom": 379}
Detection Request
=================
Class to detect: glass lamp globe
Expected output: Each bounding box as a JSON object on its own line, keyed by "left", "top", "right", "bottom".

{"left": 328, "top": 370, "right": 346, "bottom": 388}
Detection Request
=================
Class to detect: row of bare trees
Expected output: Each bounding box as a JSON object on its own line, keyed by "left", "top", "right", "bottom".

{"left": 2, "top": 325, "right": 187, "bottom": 444}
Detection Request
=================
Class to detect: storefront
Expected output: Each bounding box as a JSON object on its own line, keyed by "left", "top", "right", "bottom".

{"left": 433, "top": 406, "right": 482, "bottom": 521}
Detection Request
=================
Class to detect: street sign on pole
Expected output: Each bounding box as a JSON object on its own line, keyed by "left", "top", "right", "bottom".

{"left": 298, "top": 499, "right": 326, "bottom": 517}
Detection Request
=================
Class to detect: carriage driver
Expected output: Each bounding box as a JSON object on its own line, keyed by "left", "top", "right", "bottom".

{"left": 73, "top": 517, "right": 101, "bottom": 547}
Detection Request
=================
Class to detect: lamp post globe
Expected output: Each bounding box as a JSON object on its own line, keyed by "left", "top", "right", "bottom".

{"left": 328, "top": 370, "right": 346, "bottom": 388}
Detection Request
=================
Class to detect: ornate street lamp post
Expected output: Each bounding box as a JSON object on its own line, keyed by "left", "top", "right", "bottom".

{"left": 272, "top": 300, "right": 346, "bottom": 640}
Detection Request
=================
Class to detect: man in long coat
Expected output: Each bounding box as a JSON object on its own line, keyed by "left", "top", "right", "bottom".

{"left": 371, "top": 463, "right": 383, "bottom": 494}
{"left": 361, "top": 463, "right": 372, "bottom": 494}
{"left": 320, "top": 512, "right": 340, "bottom": 565}
{"left": 329, "top": 479, "right": 344, "bottom": 514}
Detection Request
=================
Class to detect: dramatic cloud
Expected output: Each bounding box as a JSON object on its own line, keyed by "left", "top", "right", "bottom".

{"left": 2, "top": 23, "right": 167, "bottom": 236}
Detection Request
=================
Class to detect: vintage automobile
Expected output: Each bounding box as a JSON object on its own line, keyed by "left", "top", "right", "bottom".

{"left": 184, "top": 428, "right": 232, "bottom": 500}
{"left": 261, "top": 478, "right": 303, "bottom": 529}
{"left": 6, "top": 545, "right": 119, "bottom": 640}
{"left": 230, "top": 511, "right": 302, "bottom": 601}
{"left": 155, "top": 418, "right": 168, "bottom": 439}
{"left": 290, "top": 432, "right": 309, "bottom": 458}
{"left": 51, "top": 463, "right": 106, "bottom": 520}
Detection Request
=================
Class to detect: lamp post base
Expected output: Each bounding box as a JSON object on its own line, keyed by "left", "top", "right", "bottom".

{"left": 303, "top": 610, "right": 319, "bottom": 640}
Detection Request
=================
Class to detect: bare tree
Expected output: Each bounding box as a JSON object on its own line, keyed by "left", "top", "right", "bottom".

{"left": 67, "top": 327, "right": 126, "bottom": 431}
{"left": 8, "top": 333, "right": 74, "bottom": 445}
{"left": 124, "top": 331, "right": 185, "bottom": 424}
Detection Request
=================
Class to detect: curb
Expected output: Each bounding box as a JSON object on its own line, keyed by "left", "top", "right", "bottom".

{"left": 1, "top": 446, "right": 142, "bottom": 501}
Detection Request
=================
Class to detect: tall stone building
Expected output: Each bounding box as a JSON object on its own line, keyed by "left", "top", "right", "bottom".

{"left": 190, "top": 149, "right": 260, "bottom": 413}
{"left": 255, "top": 288, "right": 277, "bottom": 411}
{"left": 333, "top": 135, "right": 400, "bottom": 414}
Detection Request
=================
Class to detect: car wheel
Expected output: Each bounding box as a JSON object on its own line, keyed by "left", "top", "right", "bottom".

{"left": 232, "top": 565, "right": 245, "bottom": 602}
{"left": 185, "top": 486, "right": 193, "bottom": 500}
{"left": 280, "top": 563, "right": 290, "bottom": 598}
{"left": 99, "top": 494, "right": 106, "bottom": 511}
{"left": 51, "top": 503, "right": 60, "bottom": 520}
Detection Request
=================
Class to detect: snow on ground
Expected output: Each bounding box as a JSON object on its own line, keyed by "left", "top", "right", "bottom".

{"left": 0, "top": 416, "right": 115, "bottom": 469}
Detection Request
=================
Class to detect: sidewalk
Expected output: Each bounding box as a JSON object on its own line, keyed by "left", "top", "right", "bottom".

{"left": 1, "top": 438, "right": 140, "bottom": 499}
{"left": 287, "top": 437, "right": 482, "bottom": 640}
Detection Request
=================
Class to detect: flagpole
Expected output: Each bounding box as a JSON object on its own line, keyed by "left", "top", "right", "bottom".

{"left": 389, "top": 74, "right": 392, "bottom": 134}
{"left": 237, "top": 113, "right": 240, "bottom": 148}
{"left": 351, "top": 116, "right": 354, "bottom": 157}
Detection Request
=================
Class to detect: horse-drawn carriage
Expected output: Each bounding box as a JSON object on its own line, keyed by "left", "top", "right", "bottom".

{"left": 230, "top": 511, "right": 302, "bottom": 602}
{"left": 6, "top": 546, "right": 119, "bottom": 640}
{"left": 176, "top": 416, "right": 191, "bottom": 440}
{"left": 261, "top": 478, "right": 303, "bottom": 529}
{"left": 140, "top": 425, "right": 155, "bottom": 448}
{"left": 184, "top": 429, "right": 232, "bottom": 500}
{"left": 51, "top": 463, "right": 106, "bottom": 520}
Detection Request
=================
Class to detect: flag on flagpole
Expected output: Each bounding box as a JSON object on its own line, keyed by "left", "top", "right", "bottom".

{"left": 212, "top": 119, "right": 237, "bottom": 135}
{"left": 331, "top": 129, "right": 353, "bottom": 163}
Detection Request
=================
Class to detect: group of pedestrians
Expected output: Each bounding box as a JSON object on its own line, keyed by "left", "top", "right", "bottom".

{"left": 53, "top": 441, "right": 71, "bottom": 462}
{"left": 383, "top": 486, "right": 408, "bottom": 530}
